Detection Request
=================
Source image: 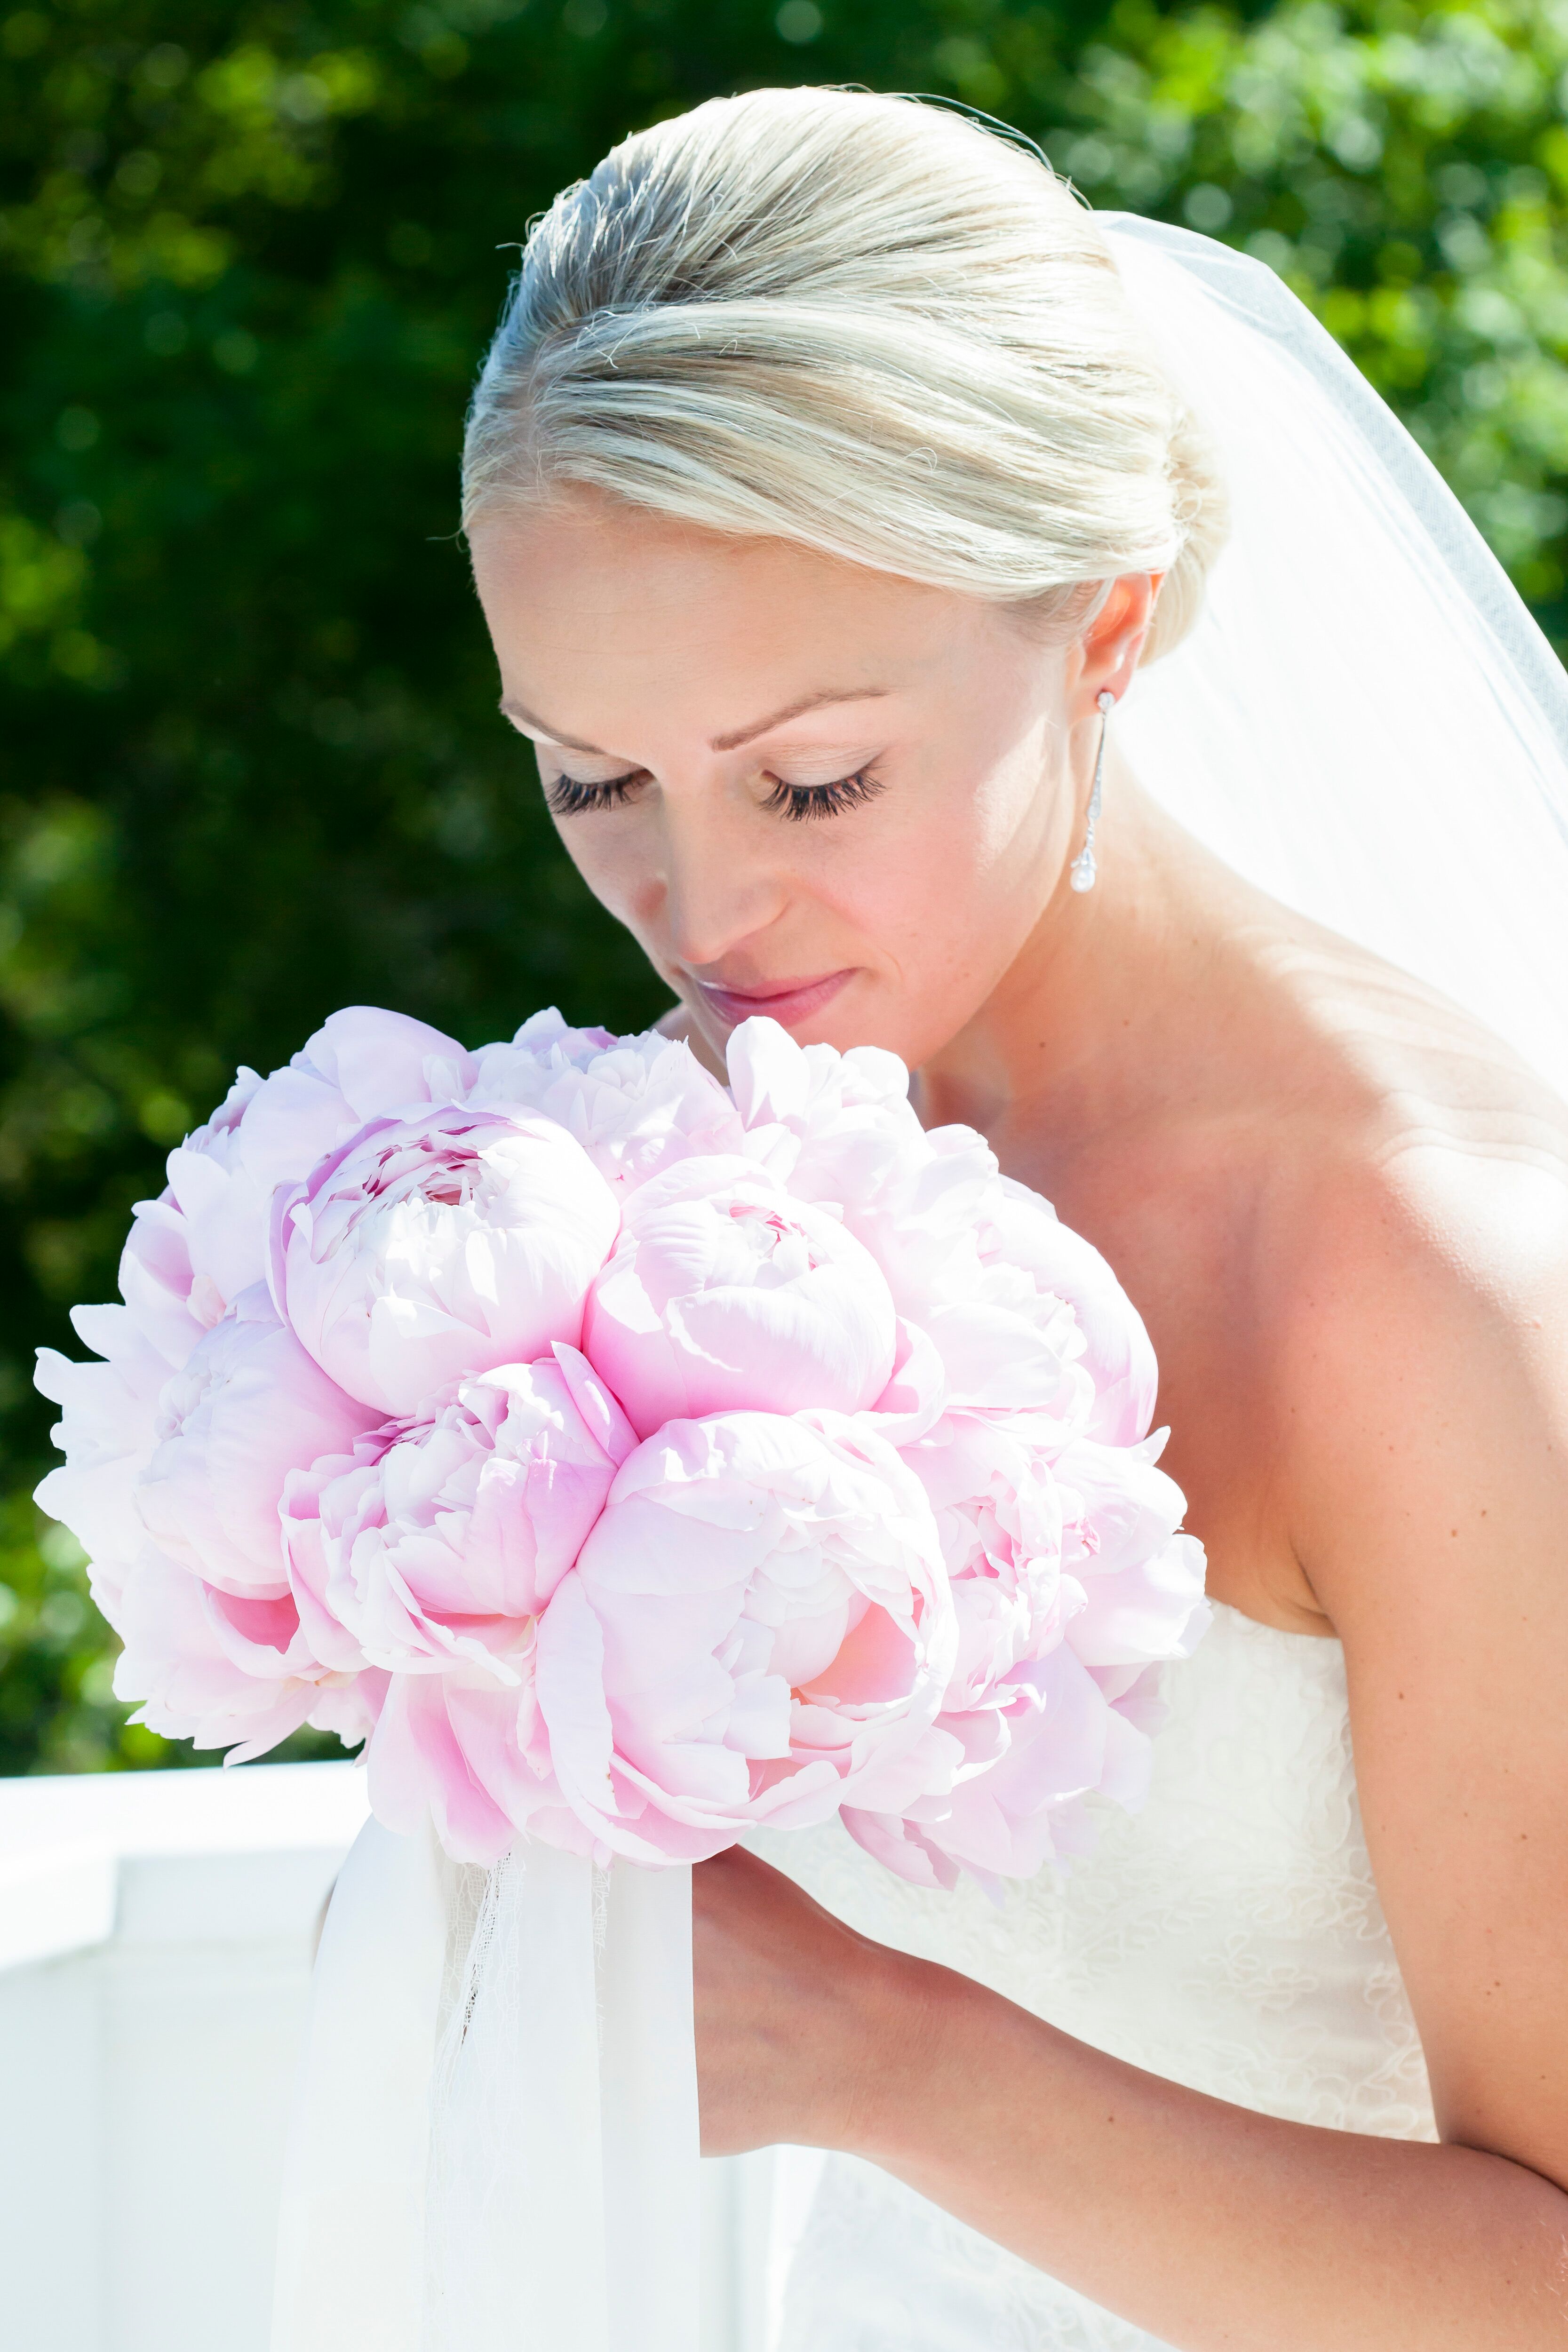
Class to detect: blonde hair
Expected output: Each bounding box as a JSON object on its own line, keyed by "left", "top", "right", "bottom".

{"left": 462, "top": 87, "right": 1226, "bottom": 661}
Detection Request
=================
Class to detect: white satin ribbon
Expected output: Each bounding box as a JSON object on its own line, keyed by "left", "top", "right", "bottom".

{"left": 271, "top": 1816, "right": 448, "bottom": 2349}
{"left": 598, "top": 1862, "right": 704, "bottom": 2352}
{"left": 271, "top": 1820, "right": 700, "bottom": 2352}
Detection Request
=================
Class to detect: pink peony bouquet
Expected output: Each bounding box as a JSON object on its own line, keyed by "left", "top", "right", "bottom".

{"left": 35, "top": 1006, "right": 1208, "bottom": 1893}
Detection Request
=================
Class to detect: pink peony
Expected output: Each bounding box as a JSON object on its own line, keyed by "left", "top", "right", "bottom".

{"left": 911, "top": 1412, "right": 1081, "bottom": 1698}
{"left": 534, "top": 1410, "right": 959, "bottom": 1864}
{"left": 282, "top": 1347, "right": 635, "bottom": 1866}
{"left": 364, "top": 1667, "right": 589, "bottom": 1867}
{"left": 121, "top": 1007, "right": 475, "bottom": 1373}
{"left": 723, "top": 1013, "right": 922, "bottom": 1197}
{"left": 725, "top": 1019, "right": 1151, "bottom": 1441}
{"left": 135, "top": 1285, "right": 378, "bottom": 1599}
{"left": 984, "top": 1180, "right": 1157, "bottom": 1446}
{"left": 844, "top": 1641, "right": 1150, "bottom": 1891}
{"left": 582, "top": 1157, "right": 898, "bottom": 1440}
{"left": 1054, "top": 1434, "right": 1210, "bottom": 1670}
{"left": 465, "top": 1009, "right": 745, "bottom": 1196}
{"left": 110, "top": 1547, "right": 384, "bottom": 1764}
{"left": 35, "top": 1303, "right": 175, "bottom": 1614}
{"left": 282, "top": 1348, "right": 631, "bottom": 1677}
{"left": 273, "top": 1103, "right": 620, "bottom": 1414}
{"left": 844, "top": 1414, "right": 1209, "bottom": 1889}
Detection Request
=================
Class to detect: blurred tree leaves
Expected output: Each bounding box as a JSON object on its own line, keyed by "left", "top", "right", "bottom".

{"left": 4, "top": 0, "right": 1568, "bottom": 1769}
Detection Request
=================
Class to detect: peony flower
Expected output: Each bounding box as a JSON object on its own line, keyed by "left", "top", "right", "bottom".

{"left": 846, "top": 1416, "right": 1209, "bottom": 1890}
{"left": 465, "top": 1010, "right": 745, "bottom": 1196}
{"left": 281, "top": 1347, "right": 635, "bottom": 1866}
{"left": 582, "top": 1157, "right": 898, "bottom": 1440}
{"left": 477, "top": 1006, "right": 620, "bottom": 1070}
{"left": 1054, "top": 1434, "right": 1210, "bottom": 1671}
{"left": 111, "top": 1546, "right": 385, "bottom": 1764}
{"left": 726, "top": 1018, "right": 1154, "bottom": 1442}
{"left": 282, "top": 1347, "right": 632, "bottom": 1677}
{"left": 534, "top": 1410, "right": 960, "bottom": 1864}
{"left": 910, "top": 1411, "right": 1081, "bottom": 1699}
{"left": 850, "top": 1146, "right": 1101, "bottom": 1430}
{"left": 983, "top": 1180, "right": 1157, "bottom": 1446}
{"left": 34, "top": 1303, "right": 174, "bottom": 1614}
{"left": 364, "top": 1666, "right": 590, "bottom": 1868}
{"left": 134, "top": 1285, "right": 379, "bottom": 1600}
{"left": 844, "top": 1641, "right": 1150, "bottom": 1891}
{"left": 273, "top": 1103, "right": 620, "bottom": 1414}
{"left": 724, "top": 1013, "right": 923, "bottom": 1197}
{"left": 121, "top": 1007, "right": 475, "bottom": 1373}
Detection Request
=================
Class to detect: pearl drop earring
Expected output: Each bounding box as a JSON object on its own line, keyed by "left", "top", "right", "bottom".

{"left": 1069, "top": 690, "right": 1117, "bottom": 894}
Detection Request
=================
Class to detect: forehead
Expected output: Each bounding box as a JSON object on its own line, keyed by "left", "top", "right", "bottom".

{"left": 467, "top": 490, "right": 987, "bottom": 729}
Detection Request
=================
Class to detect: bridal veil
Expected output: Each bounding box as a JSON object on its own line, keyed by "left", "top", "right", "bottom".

{"left": 1108, "top": 215, "right": 1568, "bottom": 1100}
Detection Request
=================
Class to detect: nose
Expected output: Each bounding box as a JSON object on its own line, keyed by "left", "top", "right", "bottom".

{"left": 650, "top": 797, "right": 790, "bottom": 972}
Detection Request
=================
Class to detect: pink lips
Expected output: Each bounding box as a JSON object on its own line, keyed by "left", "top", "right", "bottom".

{"left": 692, "top": 969, "right": 856, "bottom": 1031}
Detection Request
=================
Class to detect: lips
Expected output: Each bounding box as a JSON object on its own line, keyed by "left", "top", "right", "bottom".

{"left": 690, "top": 968, "right": 856, "bottom": 1031}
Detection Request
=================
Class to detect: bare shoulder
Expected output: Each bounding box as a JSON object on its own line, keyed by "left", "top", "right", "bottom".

{"left": 1261, "top": 962, "right": 1568, "bottom": 1629}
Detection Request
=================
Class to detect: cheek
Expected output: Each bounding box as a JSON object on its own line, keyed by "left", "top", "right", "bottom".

{"left": 844, "top": 740, "right": 1059, "bottom": 966}
{"left": 549, "top": 811, "right": 652, "bottom": 926}
{"left": 974, "top": 733, "right": 1065, "bottom": 873}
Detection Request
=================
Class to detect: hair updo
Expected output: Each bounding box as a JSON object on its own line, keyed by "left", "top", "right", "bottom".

{"left": 461, "top": 87, "right": 1227, "bottom": 663}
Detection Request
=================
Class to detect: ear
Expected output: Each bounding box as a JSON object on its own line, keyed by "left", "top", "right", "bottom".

{"left": 1075, "top": 574, "right": 1161, "bottom": 714}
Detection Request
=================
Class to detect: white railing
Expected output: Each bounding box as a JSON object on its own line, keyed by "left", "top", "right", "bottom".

{"left": 0, "top": 1762, "right": 784, "bottom": 2352}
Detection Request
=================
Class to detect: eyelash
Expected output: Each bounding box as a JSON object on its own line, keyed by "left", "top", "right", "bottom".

{"left": 544, "top": 768, "right": 887, "bottom": 823}
{"left": 764, "top": 770, "right": 886, "bottom": 823}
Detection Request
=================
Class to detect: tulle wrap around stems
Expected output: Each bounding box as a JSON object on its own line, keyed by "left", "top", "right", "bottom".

{"left": 271, "top": 1821, "right": 700, "bottom": 2352}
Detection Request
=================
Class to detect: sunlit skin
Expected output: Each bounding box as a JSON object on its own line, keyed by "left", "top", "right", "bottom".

{"left": 471, "top": 490, "right": 1568, "bottom": 2351}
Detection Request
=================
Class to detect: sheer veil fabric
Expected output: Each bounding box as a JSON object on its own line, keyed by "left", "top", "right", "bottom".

{"left": 268, "top": 223, "right": 1568, "bottom": 2352}
{"left": 1105, "top": 217, "right": 1568, "bottom": 1098}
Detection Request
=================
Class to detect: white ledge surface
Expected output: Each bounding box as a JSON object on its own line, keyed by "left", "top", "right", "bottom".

{"left": 0, "top": 1758, "right": 371, "bottom": 1968}
{"left": 0, "top": 1760, "right": 772, "bottom": 2352}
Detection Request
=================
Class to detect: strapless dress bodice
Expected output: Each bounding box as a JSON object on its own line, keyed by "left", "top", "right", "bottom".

{"left": 745, "top": 1602, "right": 1434, "bottom": 2351}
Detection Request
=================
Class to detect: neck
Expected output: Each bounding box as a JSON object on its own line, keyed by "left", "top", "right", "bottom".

{"left": 915, "top": 764, "right": 1233, "bottom": 1168}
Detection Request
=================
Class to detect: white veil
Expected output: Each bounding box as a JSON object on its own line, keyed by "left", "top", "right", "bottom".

{"left": 1105, "top": 215, "right": 1568, "bottom": 1102}
{"left": 269, "top": 219, "right": 1568, "bottom": 2352}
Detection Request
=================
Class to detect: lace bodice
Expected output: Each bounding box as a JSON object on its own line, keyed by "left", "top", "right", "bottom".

{"left": 746, "top": 1602, "right": 1435, "bottom": 2351}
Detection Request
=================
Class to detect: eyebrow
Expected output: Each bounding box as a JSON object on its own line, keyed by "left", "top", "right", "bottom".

{"left": 499, "top": 685, "right": 891, "bottom": 755}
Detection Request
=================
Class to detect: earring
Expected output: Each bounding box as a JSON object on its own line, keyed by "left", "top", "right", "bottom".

{"left": 1069, "top": 689, "right": 1117, "bottom": 894}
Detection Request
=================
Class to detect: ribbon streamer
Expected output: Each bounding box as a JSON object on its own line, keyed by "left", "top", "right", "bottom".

{"left": 271, "top": 1820, "right": 700, "bottom": 2352}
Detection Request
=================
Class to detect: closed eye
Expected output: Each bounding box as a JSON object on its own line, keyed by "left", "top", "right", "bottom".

{"left": 544, "top": 771, "right": 644, "bottom": 818}
{"left": 543, "top": 767, "right": 888, "bottom": 822}
{"left": 763, "top": 769, "right": 887, "bottom": 823}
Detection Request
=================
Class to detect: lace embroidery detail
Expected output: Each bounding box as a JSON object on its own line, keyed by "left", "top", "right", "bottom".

{"left": 749, "top": 1604, "right": 1434, "bottom": 2351}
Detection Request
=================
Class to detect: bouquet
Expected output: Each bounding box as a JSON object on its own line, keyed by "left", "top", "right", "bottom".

{"left": 35, "top": 1003, "right": 1208, "bottom": 2350}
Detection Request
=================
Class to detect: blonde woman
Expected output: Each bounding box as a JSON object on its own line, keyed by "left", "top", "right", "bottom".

{"left": 454, "top": 90, "right": 1568, "bottom": 2352}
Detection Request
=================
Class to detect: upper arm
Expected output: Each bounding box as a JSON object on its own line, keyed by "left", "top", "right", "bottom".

{"left": 1282, "top": 1146, "right": 1568, "bottom": 2185}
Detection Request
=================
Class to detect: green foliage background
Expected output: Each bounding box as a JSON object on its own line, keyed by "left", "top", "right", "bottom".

{"left": 4, "top": 0, "right": 1567, "bottom": 1772}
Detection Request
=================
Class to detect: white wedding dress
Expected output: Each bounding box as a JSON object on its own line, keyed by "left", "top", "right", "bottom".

{"left": 750, "top": 1602, "right": 1435, "bottom": 2351}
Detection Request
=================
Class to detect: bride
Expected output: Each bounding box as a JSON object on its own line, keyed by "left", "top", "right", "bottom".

{"left": 457, "top": 87, "right": 1568, "bottom": 2352}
